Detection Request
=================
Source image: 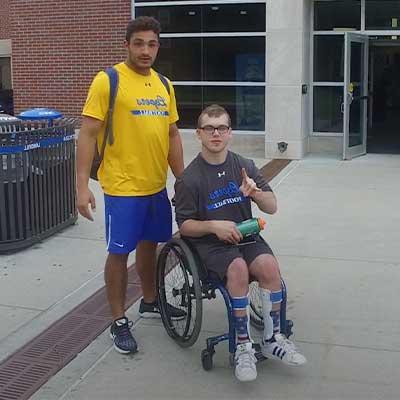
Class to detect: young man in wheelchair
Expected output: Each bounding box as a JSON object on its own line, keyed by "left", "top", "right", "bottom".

{"left": 174, "top": 104, "right": 306, "bottom": 382}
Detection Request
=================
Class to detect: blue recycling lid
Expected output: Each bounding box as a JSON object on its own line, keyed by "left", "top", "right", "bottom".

{"left": 18, "top": 108, "right": 63, "bottom": 120}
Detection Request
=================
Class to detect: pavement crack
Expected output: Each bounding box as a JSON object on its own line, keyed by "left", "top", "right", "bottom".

{"left": 0, "top": 303, "right": 44, "bottom": 312}
{"left": 57, "top": 235, "right": 104, "bottom": 242}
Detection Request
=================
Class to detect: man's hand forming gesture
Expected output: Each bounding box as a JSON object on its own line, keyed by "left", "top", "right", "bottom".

{"left": 239, "top": 168, "right": 262, "bottom": 198}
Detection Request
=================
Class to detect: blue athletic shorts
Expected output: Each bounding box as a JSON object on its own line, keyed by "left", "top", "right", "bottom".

{"left": 104, "top": 189, "right": 172, "bottom": 254}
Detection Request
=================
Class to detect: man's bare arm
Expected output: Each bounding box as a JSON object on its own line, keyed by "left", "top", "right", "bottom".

{"left": 251, "top": 191, "right": 278, "bottom": 215}
{"left": 76, "top": 116, "right": 103, "bottom": 220}
{"left": 168, "top": 123, "right": 184, "bottom": 178}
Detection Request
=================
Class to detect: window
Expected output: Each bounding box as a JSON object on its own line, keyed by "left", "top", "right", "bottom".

{"left": 136, "top": 3, "right": 265, "bottom": 33}
{"left": 0, "top": 58, "right": 11, "bottom": 90}
{"left": 203, "top": 37, "right": 265, "bottom": 81}
{"left": 203, "top": 4, "right": 265, "bottom": 32}
{"left": 135, "top": 2, "right": 266, "bottom": 132}
{"left": 174, "top": 86, "right": 202, "bottom": 129}
{"left": 205, "top": 86, "right": 265, "bottom": 130}
{"left": 366, "top": 0, "right": 400, "bottom": 30}
{"left": 0, "top": 57, "right": 13, "bottom": 115}
{"left": 314, "top": 0, "right": 361, "bottom": 31}
{"left": 156, "top": 38, "right": 201, "bottom": 81}
{"left": 136, "top": 6, "right": 201, "bottom": 33}
{"left": 156, "top": 37, "right": 265, "bottom": 82}
{"left": 313, "top": 86, "right": 343, "bottom": 132}
{"left": 314, "top": 35, "right": 344, "bottom": 82}
{"left": 175, "top": 86, "right": 265, "bottom": 131}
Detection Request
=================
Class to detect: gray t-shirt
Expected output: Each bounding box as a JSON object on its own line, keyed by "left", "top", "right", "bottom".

{"left": 174, "top": 151, "right": 272, "bottom": 243}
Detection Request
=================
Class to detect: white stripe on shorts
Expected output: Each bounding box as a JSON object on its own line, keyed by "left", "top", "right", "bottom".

{"left": 107, "top": 214, "right": 112, "bottom": 251}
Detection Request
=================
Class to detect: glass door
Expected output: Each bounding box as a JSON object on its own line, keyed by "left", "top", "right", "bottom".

{"left": 343, "top": 33, "right": 369, "bottom": 160}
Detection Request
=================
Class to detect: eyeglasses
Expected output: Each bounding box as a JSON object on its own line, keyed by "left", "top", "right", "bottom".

{"left": 199, "top": 125, "right": 230, "bottom": 135}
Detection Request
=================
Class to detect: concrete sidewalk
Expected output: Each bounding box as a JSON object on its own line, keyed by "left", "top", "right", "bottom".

{"left": 1, "top": 139, "right": 400, "bottom": 399}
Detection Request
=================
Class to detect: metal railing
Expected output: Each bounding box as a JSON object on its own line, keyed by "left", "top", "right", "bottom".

{"left": 0, "top": 118, "right": 77, "bottom": 253}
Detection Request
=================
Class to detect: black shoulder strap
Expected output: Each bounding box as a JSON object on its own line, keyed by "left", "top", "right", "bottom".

{"left": 99, "top": 67, "right": 119, "bottom": 160}
{"left": 157, "top": 72, "right": 170, "bottom": 96}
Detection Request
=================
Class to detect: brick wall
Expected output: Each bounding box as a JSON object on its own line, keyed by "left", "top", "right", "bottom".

{"left": 9, "top": 0, "right": 131, "bottom": 118}
{"left": 0, "top": 0, "right": 10, "bottom": 39}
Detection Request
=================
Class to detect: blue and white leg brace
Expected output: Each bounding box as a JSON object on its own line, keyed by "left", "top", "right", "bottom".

{"left": 260, "top": 288, "right": 283, "bottom": 340}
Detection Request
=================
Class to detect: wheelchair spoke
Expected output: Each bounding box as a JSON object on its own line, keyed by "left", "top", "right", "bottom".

{"left": 162, "top": 246, "right": 197, "bottom": 338}
{"left": 157, "top": 238, "right": 203, "bottom": 347}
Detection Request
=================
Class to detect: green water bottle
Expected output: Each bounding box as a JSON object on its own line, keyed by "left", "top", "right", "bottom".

{"left": 236, "top": 217, "right": 266, "bottom": 237}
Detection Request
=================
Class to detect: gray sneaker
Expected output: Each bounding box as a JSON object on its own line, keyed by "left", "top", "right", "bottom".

{"left": 138, "top": 299, "right": 186, "bottom": 320}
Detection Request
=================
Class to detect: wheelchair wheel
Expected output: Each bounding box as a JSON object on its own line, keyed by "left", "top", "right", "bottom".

{"left": 249, "top": 281, "right": 264, "bottom": 330}
{"left": 157, "top": 238, "right": 203, "bottom": 348}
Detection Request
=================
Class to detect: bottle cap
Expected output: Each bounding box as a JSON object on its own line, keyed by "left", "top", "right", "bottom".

{"left": 257, "top": 217, "right": 266, "bottom": 230}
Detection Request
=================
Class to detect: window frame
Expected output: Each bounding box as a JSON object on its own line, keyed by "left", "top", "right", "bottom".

{"left": 133, "top": 0, "right": 267, "bottom": 135}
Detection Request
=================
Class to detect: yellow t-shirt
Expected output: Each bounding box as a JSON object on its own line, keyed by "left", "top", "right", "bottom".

{"left": 82, "top": 62, "right": 179, "bottom": 196}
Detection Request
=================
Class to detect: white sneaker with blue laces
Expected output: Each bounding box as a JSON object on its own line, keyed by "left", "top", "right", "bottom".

{"left": 261, "top": 334, "right": 307, "bottom": 366}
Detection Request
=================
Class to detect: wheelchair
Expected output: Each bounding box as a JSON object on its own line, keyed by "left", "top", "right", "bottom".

{"left": 156, "top": 237, "right": 294, "bottom": 371}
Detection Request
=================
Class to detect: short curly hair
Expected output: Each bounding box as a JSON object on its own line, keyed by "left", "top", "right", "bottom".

{"left": 126, "top": 16, "right": 161, "bottom": 42}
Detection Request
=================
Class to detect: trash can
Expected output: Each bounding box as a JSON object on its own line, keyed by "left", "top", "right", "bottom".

{"left": 0, "top": 109, "right": 77, "bottom": 253}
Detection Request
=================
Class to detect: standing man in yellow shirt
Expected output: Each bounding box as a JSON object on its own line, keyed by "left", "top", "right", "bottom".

{"left": 76, "top": 16, "right": 184, "bottom": 354}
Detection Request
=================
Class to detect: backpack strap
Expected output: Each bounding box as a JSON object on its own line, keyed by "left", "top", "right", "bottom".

{"left": 99, "top": 67, "right": 119, "bottom": 160}
{"left": 157, "top": 72, "right": 170, "bottom": 96}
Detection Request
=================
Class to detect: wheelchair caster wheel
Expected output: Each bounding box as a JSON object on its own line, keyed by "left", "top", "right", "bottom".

{"left": 201, "top": 349, "right": 214, "bottom": 371}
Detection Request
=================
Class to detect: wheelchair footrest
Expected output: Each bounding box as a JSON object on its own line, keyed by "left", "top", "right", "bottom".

{"left": 207, "top": 333, "right": 229, "bottom": 349}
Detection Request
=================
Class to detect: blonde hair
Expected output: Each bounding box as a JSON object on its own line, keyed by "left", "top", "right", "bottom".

{"left": 197, "top": 104, "right": 231, "bottom": 128}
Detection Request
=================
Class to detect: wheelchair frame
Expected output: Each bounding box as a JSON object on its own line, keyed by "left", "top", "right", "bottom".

{"left": 157, "top": 237, "right": 293, "bottom": 371}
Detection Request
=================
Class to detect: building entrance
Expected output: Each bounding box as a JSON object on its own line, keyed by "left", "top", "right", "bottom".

{"left": 368, "top": 39, "right": 400, "bottom": 154}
